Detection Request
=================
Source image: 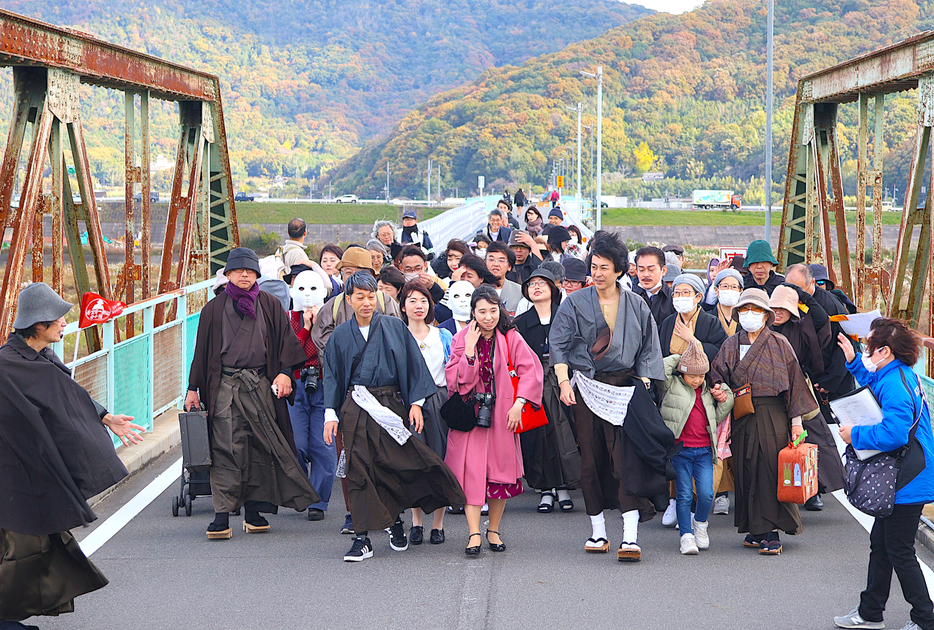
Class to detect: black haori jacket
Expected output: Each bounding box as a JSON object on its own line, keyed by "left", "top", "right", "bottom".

{"left": 0, "top": 334, "right": 128, "bottom": 536}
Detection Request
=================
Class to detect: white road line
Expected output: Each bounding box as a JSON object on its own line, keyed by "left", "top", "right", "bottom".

{"left": 79, "top": 457, "right": 182, "bottom": 557}
{"left": 829, "top": 428, "right": 934, "bottom": 598}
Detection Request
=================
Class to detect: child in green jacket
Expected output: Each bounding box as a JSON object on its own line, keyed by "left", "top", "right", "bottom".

{"left": 661, "top": 341, "right": 734, "bottom": 555}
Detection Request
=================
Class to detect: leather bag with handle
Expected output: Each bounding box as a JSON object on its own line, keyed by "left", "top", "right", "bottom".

{"left": 504, "top": 331, "right": 548, "bottom": 434}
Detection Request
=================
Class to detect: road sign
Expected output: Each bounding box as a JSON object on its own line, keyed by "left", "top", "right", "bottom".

{"left": 719, "top": 247, "right": 747, "bottom": 263}
{"left": 67, "top": 166, "right": 76, "bottom": 175}
{"left": 556, "top": 175, "right": 564, "bottom": 188}
{"left": 478, "top": 176, "right": 485, "bottom": 192}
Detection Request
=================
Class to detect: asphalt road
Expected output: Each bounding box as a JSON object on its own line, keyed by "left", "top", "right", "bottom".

{"left": 33, "top": 444, "right": 932, "bottom": 630}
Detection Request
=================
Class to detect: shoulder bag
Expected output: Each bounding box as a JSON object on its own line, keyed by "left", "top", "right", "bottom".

{"left": 440, "top": 341, "right": 478, "bottom": 432}
{"left": 505, "top": 331, "right": 549, "bottom": 434}
{"left": 843, "top": 369, "right": 927, "bottom": 518}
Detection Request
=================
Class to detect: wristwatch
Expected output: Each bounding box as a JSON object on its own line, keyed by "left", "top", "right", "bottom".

{"left": 515, "top": 397, "right": 526, "bottom": 406}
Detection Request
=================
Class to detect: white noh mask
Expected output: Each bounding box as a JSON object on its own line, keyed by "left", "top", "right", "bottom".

{"left": 290, "top": 270, "right": 328, "bottom": 311}
{"left": 447, "top": 281, "right": 474, "bottom": 321}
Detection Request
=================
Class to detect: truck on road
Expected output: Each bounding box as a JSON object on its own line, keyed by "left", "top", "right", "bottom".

{"left": 693, "top": 190, "right": 741, "bottom": 211}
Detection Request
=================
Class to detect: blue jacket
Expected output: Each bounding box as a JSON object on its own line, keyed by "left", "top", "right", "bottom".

{"left": 848, "top": 357, "right": 934, "bottom": 505}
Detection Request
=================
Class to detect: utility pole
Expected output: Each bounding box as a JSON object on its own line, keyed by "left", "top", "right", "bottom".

{"left": 581, "top": 67, "right": 604, "bottom": 230}
{"left": 427, "top": 159, "right": 432, "bottom": 206}
{"left": 765, "top": 0, "right": 774, "bottom": 243}
{"left": 386, "top": 160, "right": 390, "bottom": 202}
{"left": 437, "top": 164, "right": 441, "bottom": 204}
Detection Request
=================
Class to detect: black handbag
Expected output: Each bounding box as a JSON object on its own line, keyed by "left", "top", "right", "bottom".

{"left": 844, "top": 369, "right": 927, "bottom": 518}
{"left": 440, "top": 391, "right": 477, "bottom": 432}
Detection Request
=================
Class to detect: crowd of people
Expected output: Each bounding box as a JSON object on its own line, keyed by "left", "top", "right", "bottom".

{"left": 4, "top": 195, "right": 934, "bottom": 630}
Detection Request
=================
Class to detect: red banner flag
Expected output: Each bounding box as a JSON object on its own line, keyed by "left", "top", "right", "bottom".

{"left": 79, "top": 292, "right": 126, "bottom": 329}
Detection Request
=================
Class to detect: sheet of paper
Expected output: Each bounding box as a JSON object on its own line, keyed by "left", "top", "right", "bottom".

{"left": 829, "top": 387, "right": 883, "bottom": 459}
{"left": 837, "top": 310, "right": 882, "bottom": 339}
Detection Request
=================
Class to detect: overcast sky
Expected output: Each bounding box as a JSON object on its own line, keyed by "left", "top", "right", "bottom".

{"left": 630, "top": 0, "right": 704, "bottom": 13}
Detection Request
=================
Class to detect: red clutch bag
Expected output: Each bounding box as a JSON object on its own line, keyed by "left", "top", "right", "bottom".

{"left": 505, "top": 333, "right": 548, "bottom": 434}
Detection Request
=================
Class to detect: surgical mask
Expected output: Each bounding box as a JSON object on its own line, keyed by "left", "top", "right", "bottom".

{"left": 569, "top": 236, "right": 579, "bottom": 246}
{"left": 718, "top": 289, "right": 740, "bottom": 307}
{"left": 404, "top": 272, "right": 420, "bottom": 282}
{"left": 475, "top": 248, "right": 487, "bottom": 259}
{"left": 738, "top": 311, "right": 764, "bottom": 333}
{"left": 862, "top": 351, "right": 880, "bottom": 373}
{"left": 672, "top": 296, "right": 696, "bottom": 314}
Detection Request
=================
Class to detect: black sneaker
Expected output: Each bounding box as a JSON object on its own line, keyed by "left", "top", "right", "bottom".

{"left": 805, "top": 494, "right": 824, "bottom": 511}
{"left": 341, "top": 514, "right": 354, "bottom": 535}
{"left": 410, "top": 525, "right": 424, "bottom": 545}
{"left": 307, "top": 508, "right": 325, "bottom": 521}
{"left": 343, "top": 536, "right": 373, "bottom": 562}
{"left": 390, "top": 518, "right": 408, "bottom": 551}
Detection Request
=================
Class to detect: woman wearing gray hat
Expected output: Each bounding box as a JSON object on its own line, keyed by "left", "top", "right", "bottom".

{"left": 656, "top": 273, "right": 729, "bottom": 528}
{"left": 514, "top": 269, "right": 582, "bottom": 514}
{"left": 710, "top": 288, "right": 819, "bottom": 555}
{"left": 703, "top": 269, "right": 745, "bottom": 337}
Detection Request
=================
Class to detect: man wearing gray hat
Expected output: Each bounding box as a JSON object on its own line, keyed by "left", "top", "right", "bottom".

{"left": 186, "top": 247, "right": 319, "bottom": 540}
{"left": 0, "top": 283, "right": 145, "bottom": 628}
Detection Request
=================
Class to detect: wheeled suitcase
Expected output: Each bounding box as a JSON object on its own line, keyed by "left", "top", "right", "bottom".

{"left": 172, "top": 408, "right": 214, "bottom": 517}
{"left": 777, "top": 438, "right": 819, "bottom": 504}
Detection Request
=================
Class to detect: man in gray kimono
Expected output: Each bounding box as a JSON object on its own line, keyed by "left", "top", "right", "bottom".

{"left": 323, "top": 272, "right": 465, "bottom": 562}
{"left": 186, "top": 247, "right": 318, "bottom": 540}
{"left": 551, "top": 232, "right": 673, "bottom": 563}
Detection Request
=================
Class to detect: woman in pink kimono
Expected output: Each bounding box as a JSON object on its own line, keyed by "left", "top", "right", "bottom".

{"left": 446, "top": 285, "right": 544, "bottom": 555}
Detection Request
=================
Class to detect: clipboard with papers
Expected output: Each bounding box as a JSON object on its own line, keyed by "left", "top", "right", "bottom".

{"left": 829, "top": 386, "right": 884, "bottom": 460}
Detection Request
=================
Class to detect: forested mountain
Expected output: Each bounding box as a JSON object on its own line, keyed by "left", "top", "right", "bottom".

{"left": 327, "top": 0, "right": 934, "bottom": 201}
{"left": 0, "top": 0, "right": 652, "bottom": 185}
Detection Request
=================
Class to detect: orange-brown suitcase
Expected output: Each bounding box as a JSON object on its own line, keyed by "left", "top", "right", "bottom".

{"left": 777, "top": 440, "right": 818, "bottom": 504}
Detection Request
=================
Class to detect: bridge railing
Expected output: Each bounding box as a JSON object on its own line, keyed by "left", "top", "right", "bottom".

{"left": 51, "top": 278, "right": 214, "bottom": 448}
{"left": 421, "top": 197, "right": 491, "bottom": 247}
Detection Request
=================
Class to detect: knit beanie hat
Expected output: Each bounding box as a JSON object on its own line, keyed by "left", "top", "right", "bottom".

{"left": 678, "top": 340, "right": 709, "bottom": 376}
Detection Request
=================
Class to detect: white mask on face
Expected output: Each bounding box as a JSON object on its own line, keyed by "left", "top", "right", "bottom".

{"left": 569, "top": 236, "right": 579, "bottom": 246}
{"left": 862, "top": 351, "right": 881, "bottom": 373}
{"left": 290, "top": 270, "right": 328, "bottom": 311}
{"left": 446, "top": 281, "right": 474, "bottom": 321}
{"left": 738, "top": 311, "right": 764, "bottom": 333}
{"left": 404, "top": 272, "right": 420, "bottom": 282}
{"left": 672, "top": 296, "right": 696, "bottom": 314}
{"left": 475, "top": 248, "right": 487, "bottom": 259}
{"left": 718, "top": 289, "right": 740, "bottom": 307}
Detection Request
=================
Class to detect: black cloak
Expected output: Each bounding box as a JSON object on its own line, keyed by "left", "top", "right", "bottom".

{"left": 0, "top": 334, "right": 128, "bottom": 536}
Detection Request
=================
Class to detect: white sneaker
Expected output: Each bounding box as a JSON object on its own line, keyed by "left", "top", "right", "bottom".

{"left": 833, "top": 607, "right": 885, "bottom": 629}
{"left": 680, "top": 533, "right": 699, "bottom": 555}
{"left": 693, "top": 518, "right": 709, "bottom": 550}
{"left": 713, "top": 495, "right": 730, "bottom": 515}
{"left": 896, "top": 623, "right": 920, "bottom": 630}
{"left": 662, "top": 499, "right": 677, "bottom": 527}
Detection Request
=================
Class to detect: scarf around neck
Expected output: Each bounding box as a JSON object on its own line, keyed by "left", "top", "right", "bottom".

{"left": 225, "top": 281, "right": 260, "bottom": 319}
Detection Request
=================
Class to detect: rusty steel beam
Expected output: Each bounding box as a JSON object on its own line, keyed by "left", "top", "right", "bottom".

{"left": 800, "top": 31, "right": 934, "bottom": 104}
{"left": 0, "top": 11, "right": 238, "bottom": 343}
{"left": 0, "top": 9, "right": 218, "bottom": 102}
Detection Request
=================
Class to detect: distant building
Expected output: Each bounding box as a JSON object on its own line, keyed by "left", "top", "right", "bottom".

{"left": 642, "top": 172, "right": 664, "bottom": 182}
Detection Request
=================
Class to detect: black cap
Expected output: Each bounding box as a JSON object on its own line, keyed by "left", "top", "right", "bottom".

{"left": 521, "top": 268, "right": 559, "bottom": 304}
{"left": 663, "top": 244, "right": 684, "bottom": 255}
{"left": 562, "top": 257, "right": 587, "bottom": 282}
{"left": 547, "top": 225, "right": 571, "bottom": 246}
{"left": 223, "top": 247, "right": 261, "bottom": 275}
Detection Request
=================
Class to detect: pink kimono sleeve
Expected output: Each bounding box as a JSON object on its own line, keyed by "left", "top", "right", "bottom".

{"left": 508, "top": 330, "right": 544, "bottom": 407}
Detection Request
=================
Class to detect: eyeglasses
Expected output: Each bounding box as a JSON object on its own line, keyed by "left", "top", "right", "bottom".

{"left": 671, "top": 290, "right": 697, "bottom": 298}
{"left": 401, "top": 264, "right": 424, "bottom": 273}
{"left": 527, "top": 280, "right": 549, "bottom": 289}
{"left": 718, "top": 283, "right": 741, "bottom": 291}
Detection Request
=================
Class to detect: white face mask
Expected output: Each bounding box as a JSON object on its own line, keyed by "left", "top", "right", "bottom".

{"left": 445, "top": 281, "right": 475, "bottom": 321}
{"left": 475, "top": 248, "right": 487, "bottom": 259}
{"left": 862, "top": 351, "right": 881, "bottom": 373}
{"left": 718, "top": 289, "right": 740, "bottom": 307}
{"left": 404, "top": 272, "right": 420, "bottom": 282}
{"left": 738, "top": 311, "right": 764, "bottom": 333}
{"left": 672, "top": 296, "right": 696, "bottom": 314}
{"left": 569, "top": 236, "right": 579, "bottom": 246}
{"left": 290, "top": 270, "right": 329, "bottom": 311}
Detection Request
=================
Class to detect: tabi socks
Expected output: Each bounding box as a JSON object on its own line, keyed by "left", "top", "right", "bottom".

{"left": 622, "top": 510, "right": 639, "bottom": 544}
{"left": 590, "top": 513, "right": 607, "bottom": 541}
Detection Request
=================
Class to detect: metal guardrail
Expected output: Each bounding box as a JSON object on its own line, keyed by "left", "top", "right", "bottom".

{"left": 51, "top": 278, "right": 215, "bottom": 448}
